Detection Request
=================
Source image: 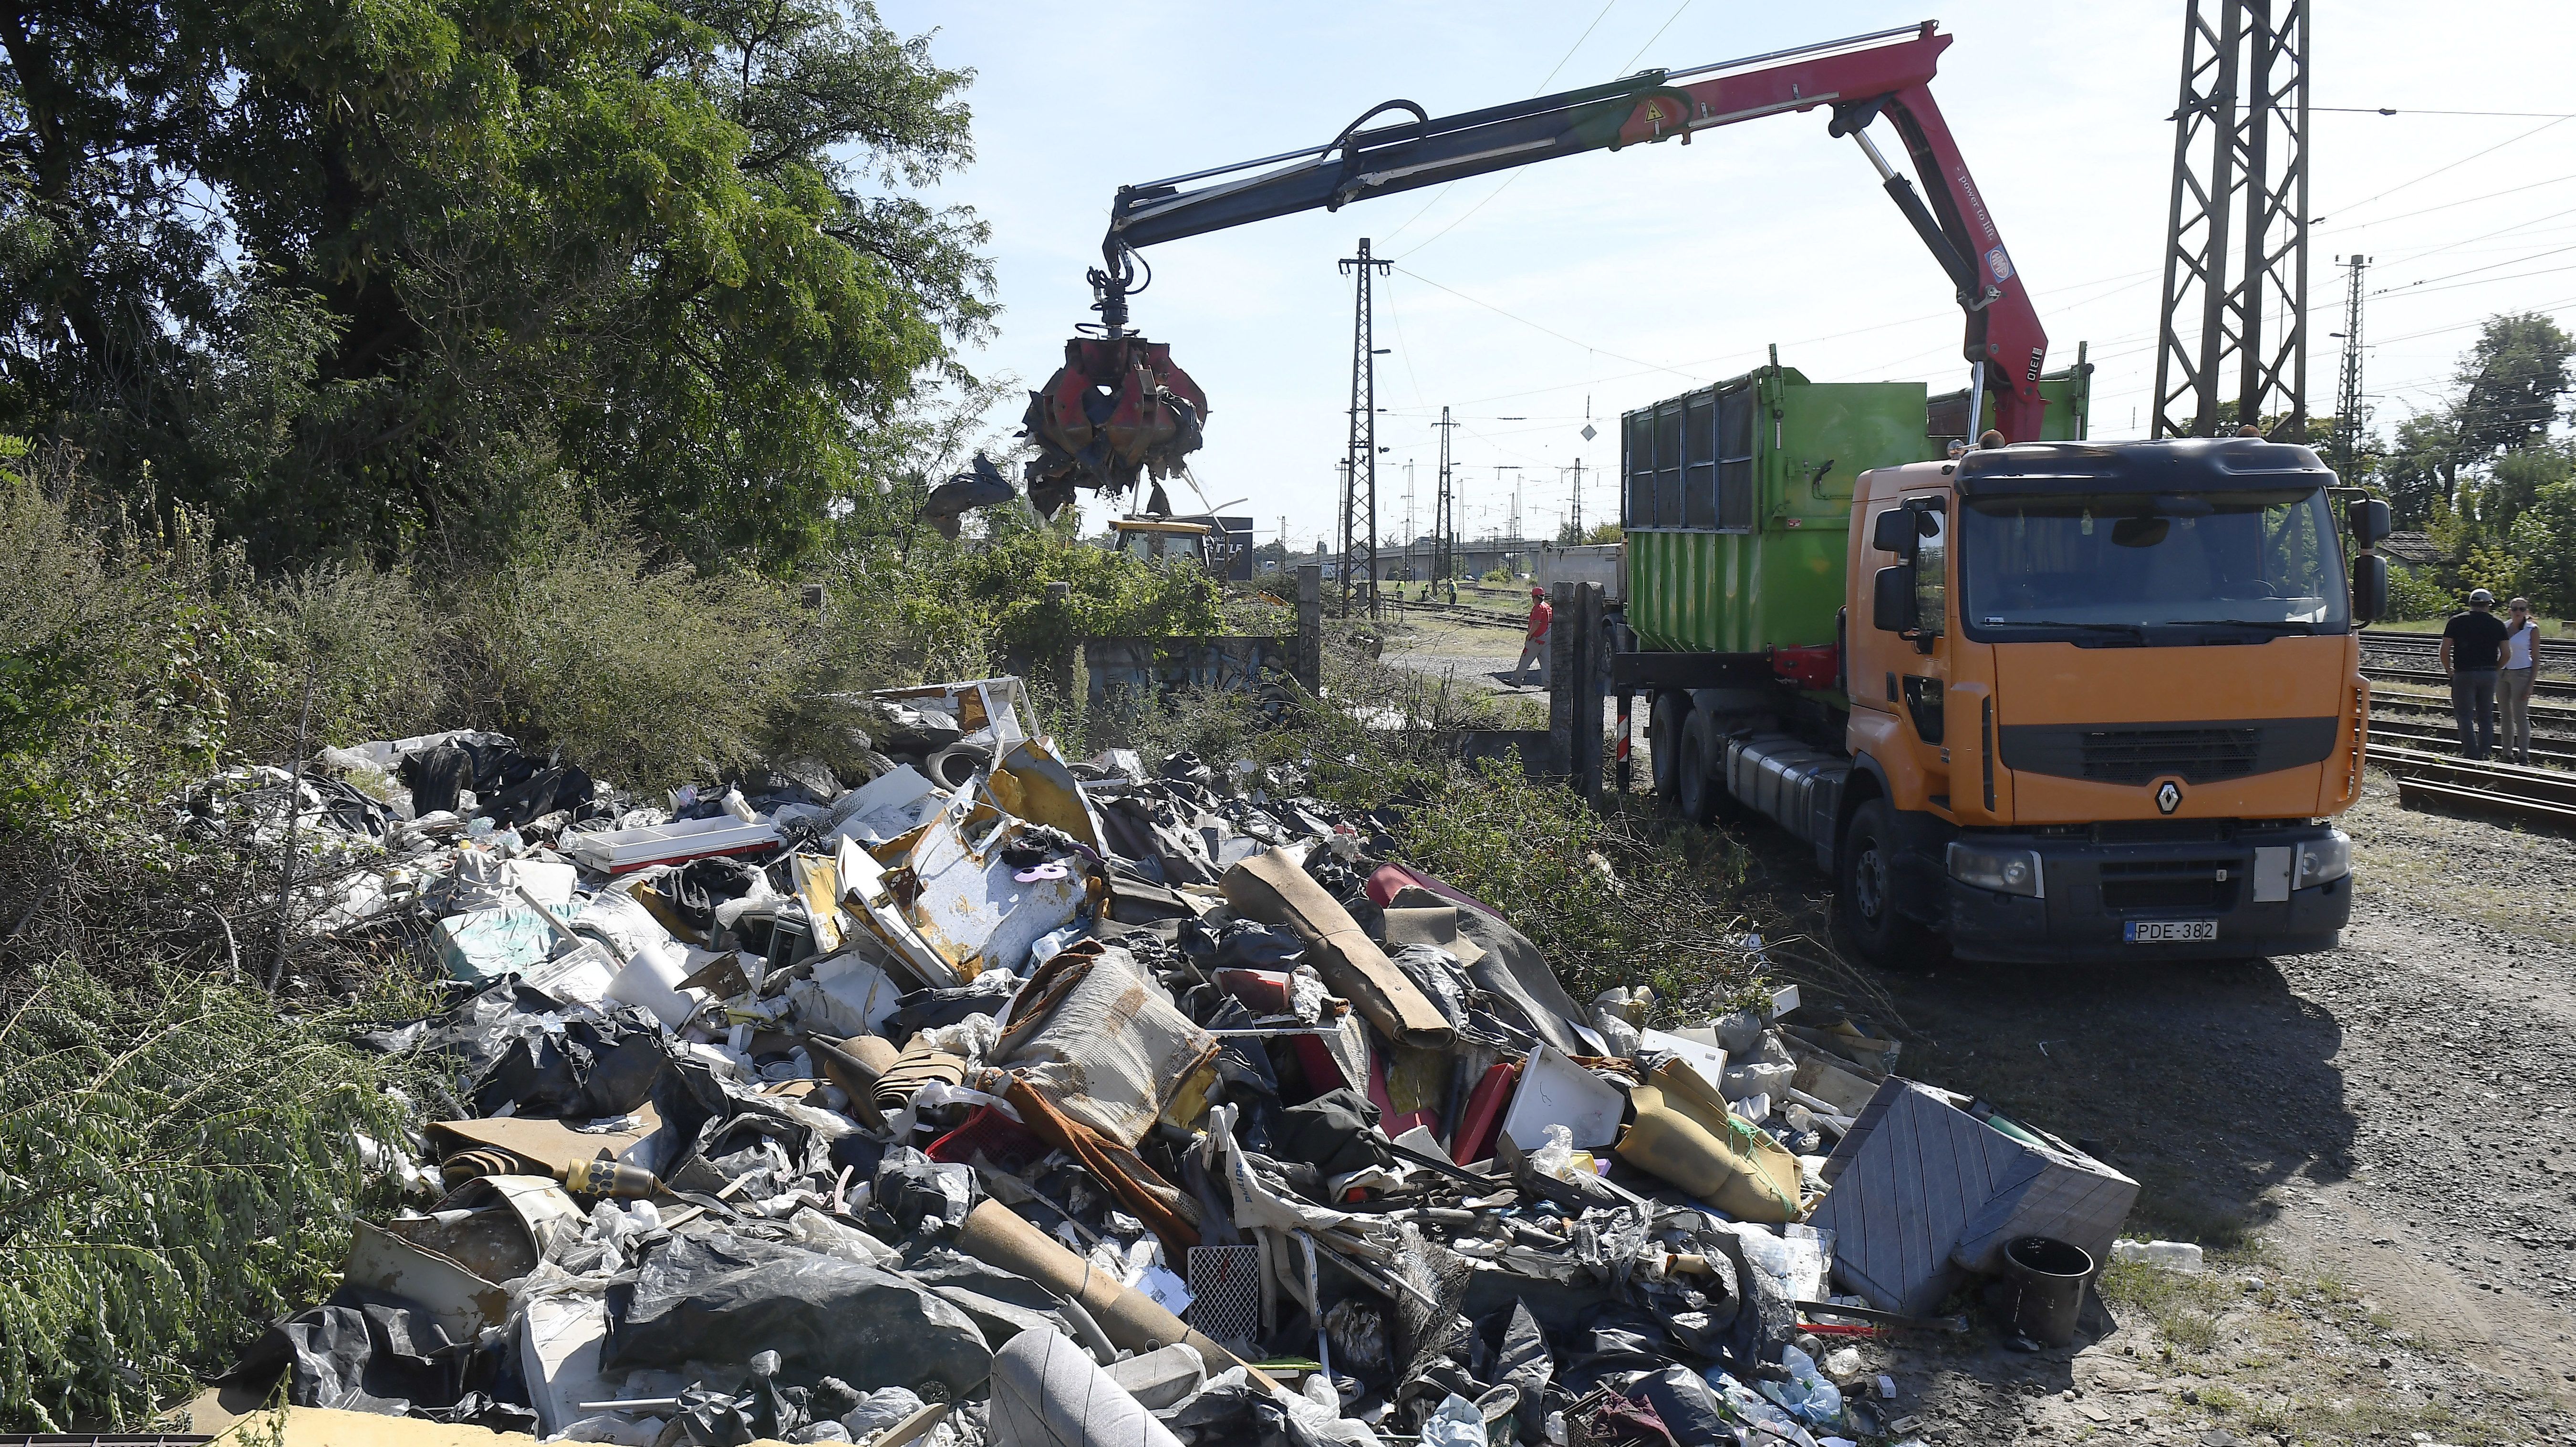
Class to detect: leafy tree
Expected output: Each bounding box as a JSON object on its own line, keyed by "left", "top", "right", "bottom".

{"left": 2452, "top": 311, "right": 2574, "bottom": 460}
{"left": 2379, "top": 411, "right": 2460, "bottom": 528}
{"left": 0, "top": 0, "right": 994, "bottom": 571}
{"left": 2509, "top": 480, "right": 2576, "bottom": 617}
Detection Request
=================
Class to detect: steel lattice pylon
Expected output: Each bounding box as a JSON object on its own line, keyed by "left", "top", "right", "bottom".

{"left": 2330, "top": 254, "right": 2369, "bottom": 477}
{"left": 2152, "top": 0, "right": 2311, "bottom": 440}
{"left": 1340, "top": 239, "right": 1390, "bottom": 618}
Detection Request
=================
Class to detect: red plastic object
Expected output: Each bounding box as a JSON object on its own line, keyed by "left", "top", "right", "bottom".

{"left": 1771, "top": 643, "right": 1840, "bottom": 692}
{"left": 1291, "top": 1033, "right": 1350, "bottom": 1099}
{"left": 1449, "top": 1060, "right": 1519, "bottom": 1165}
{"left": 1364, "top": 861, "right": 1501, "bottom": 918}
{"left": 1366, "top": 1046, "right": 1441, "bottom": 1143}
{"left": 926, "top": 1106, "right": 1049, "bottom": 1178}
{"left": 1212, "top": 968, "right": 1293, "bottom": 1014}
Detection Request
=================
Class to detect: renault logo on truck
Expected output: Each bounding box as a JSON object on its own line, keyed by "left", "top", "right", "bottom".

{"left": 2155, "top": 780, "right": 2183, "bottom": 816}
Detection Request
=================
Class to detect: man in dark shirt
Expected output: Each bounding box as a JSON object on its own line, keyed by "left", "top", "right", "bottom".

{"left": 2440, "top": 588, "right": 2512, "bottom": 760}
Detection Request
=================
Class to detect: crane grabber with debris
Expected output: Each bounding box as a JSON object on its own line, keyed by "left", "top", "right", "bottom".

{"left": 1021, "top": 21, "right": 2054, "bottom": 518}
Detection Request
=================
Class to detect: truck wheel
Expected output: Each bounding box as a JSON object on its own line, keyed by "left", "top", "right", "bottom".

{"left": 1838, "top": 798, "right": 1937, "bottom": 967}
{"left": 1649, "top": 692, "right": 1690, "bottom": 807}
{"left": 1675, "top": 711, "right": 1724, "bottom": 824}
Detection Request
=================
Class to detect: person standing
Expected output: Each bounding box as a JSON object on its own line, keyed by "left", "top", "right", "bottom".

{"left": 2501, "top": 596, "right": 2542, "bottom": 765}
{"left": 2440, "top": 588, "right": 2511, "bottom": 760}
{"left": 1513, "top": 587, "right": 1553, "bottom": 687}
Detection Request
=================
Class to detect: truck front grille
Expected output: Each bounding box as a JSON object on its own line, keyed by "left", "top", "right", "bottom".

{"left": 2099, "top": 858, "right": 2240, "bottom": 913}
{"left": 1999, "top": 717, "right": 2338, "bottom": 786}
{"left": 2075, "top": 727, "right": 2261, "bottom": 784}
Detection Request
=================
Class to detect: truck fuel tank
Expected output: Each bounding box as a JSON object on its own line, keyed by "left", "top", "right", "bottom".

{"left": 1724, "top": 734, "right": 1852, "bottom": 871}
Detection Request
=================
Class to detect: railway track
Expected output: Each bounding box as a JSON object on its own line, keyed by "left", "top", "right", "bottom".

{"left": 2367, "top": 688, "right": 2576, "bottom": 728}
{"left": 1389, "top": 599, "right": 1526, "bottom": 631}
{"left": 2359, "top": 628, "right": 2575, "bottom": 681}
{"left": 2367, "top": 716, "right": 2576, "bottom": 769}
{"left": 2371, "top": 744, "right": 2576, "bottom": 827}
{"left": 2362, "top": 663, "right": 2576, "bottom": 699}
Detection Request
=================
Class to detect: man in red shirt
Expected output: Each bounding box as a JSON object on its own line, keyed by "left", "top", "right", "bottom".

{"left": 1513, "top": 587, "right": 1552, "bottom": 686}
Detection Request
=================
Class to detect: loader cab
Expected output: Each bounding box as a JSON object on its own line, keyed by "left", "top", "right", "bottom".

{"left": 1111, "top": 517, "right": 1215, "bottom": 567}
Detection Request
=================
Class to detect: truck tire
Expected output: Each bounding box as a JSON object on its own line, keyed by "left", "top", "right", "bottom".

{"left": 1675, "top": 710, "right": 1723, "bottom": 825}
{"left": 1648, "top": 692, "right": 1691, "bottom": 807}
{"left": 1838, "top": 798, "right": 1938, "bottom": 968}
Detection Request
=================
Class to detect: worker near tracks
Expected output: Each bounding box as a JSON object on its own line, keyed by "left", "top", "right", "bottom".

{"left": 2441, "top": 588, "right": 2511, "bottom": 761}
{"left": 1513, "top": 586, "right": 1552, "bottom": 687}
{"left": 2502, "top": 596, "right": 2542, "bottom": 766}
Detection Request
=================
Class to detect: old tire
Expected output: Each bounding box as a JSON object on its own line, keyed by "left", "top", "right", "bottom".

{"left": 1838, "top": 797, "right": 1938, "bottom": 968}
{"left": 1649, "top": 692, "right": 1691, "bottom": 808}
{"left": 1675, "top": 710, "right": 1724, "bottom": 825}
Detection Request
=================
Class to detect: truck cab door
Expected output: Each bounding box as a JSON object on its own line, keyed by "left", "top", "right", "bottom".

{"left": 1899, "top": 502, "right": 1953, "bottom": 806}
{"left": 1849, "top": 487, "right": 1954, "bottom": 813}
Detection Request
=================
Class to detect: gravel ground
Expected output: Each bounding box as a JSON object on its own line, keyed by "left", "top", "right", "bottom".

{"left": 1736, "top": 773, "right": 2576, "bottom": 1444}
{"left": 1381, "top": 620, "right": 2576, "bottom": 1439}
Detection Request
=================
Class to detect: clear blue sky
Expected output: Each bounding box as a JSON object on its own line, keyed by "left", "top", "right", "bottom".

{"left": 876, "top": 0, "right": 2576, "bottom": 549}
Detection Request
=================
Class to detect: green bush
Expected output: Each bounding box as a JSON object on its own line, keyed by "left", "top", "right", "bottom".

{"left": 1394, "top": 761, "right": 1763, "bottom": 1011}
{"left": 814, "top": 522, "right": 1222, "bottom": 695}
{"left": 445, "top": 510, "right": 816, "bottom": 790}
{"left": 2382, "top": 565, "right": 2451, "bottom": 622}
{"left": 0, "top": 955, "right": 421, "bottom": 1430}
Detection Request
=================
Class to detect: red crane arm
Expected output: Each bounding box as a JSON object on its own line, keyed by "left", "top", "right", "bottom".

{"left": 1612, "top": 27, "right": 2047, "bottom": 437}
{"left": 1032, "top": 23, "right": 2052, "bottom": 516}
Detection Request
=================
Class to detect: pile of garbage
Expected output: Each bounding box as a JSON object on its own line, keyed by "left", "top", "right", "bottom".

{"left": 217, "top": 674, "right": 2142, "bottom": 1447}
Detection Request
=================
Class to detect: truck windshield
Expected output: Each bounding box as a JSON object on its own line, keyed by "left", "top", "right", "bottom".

{"left": 1960, "top": 486, "right": 2349, "bottom": 633}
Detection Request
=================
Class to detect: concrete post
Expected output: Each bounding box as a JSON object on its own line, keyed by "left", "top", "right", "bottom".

{"left": 1294, "top": 564, "right": 1322, "bottom": 694}
{"left": 1573, "top": 581, "right": 1605, "bottom": 806}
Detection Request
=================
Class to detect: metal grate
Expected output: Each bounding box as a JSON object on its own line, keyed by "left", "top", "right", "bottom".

{"left": 2077, "top": 727, "right": 2262, "bottom": 785}
{"left": 1186, "top": 1244, "right": 1261, "bottom": 1353}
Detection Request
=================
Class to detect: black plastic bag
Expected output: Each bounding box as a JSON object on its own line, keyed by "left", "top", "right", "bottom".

{"left": 602, "top": 1231, "right": 992, "bottom": 1397}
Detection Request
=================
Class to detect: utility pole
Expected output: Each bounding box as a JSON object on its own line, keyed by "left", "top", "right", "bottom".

{"left": 1433, "top": 406, "right": 1459, "bottom": 585}
{"left": 1569, "top": 457, "right": 1585, "bottom": 537}
{"left": 2152, "top": 0, "right": 2310, "bottom": 438}
{"left": 1403, "top": 459, "right": 1417, "bottom": 583}
{"left": 1333, "top": 459, "right": 1351, "bottom": 610}
{"left": 2330, "top": 254, "right": 2369, "bottom": 478}
{"left": 1340, "top": 238, "right": 1392, "bottom": 618}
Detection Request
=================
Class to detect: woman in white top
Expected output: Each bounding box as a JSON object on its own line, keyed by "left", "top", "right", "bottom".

{"left": 2500, "top": 596, "right": 2541, "bottom": 765}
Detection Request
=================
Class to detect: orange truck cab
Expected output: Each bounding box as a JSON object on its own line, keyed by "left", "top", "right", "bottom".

{"left": 1617, "top": 428, "right": 2394, "bottom": 967}
{"left": 1833, "top": 437, "right": 2377, "bottom": 963}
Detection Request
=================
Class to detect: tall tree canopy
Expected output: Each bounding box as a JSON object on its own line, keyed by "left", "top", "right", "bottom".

{"left": 0, "top": 0, "right": 992, "bottom": 568}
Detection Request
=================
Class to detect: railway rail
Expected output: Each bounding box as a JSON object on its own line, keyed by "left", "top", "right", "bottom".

{"left": 2362, "top": 663, "right": 2576, "bottom": 699}
{"left": 2371, "top": 744, "right": 2576, "bottom": 827}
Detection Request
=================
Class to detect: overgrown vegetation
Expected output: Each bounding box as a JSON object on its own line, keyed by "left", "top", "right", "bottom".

{"left": 1, "top": 0, "right": 997, "bottom": 572}
{"left": 0, "top": 958, "right": 427, "bottom": 1430}
{"left": 0, "top": 457, "right": 1241, "bottom": 1429}
{"left": 2352, "top": 312, "right": 2576, "bottom": 614}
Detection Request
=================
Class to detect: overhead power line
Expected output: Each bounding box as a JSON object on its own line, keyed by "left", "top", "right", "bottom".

{"left": 1383, "top": 0, "right": 1623, "bottom": 245}
{"left": 2315, "top": 106, "right": 2576, "bottom": 118}
{"left": 2311, "top": 114, "right": 2575, "bottom": 224}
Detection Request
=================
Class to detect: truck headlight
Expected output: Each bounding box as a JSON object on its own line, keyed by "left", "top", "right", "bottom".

{"left": 1948, "top": 840, "right": 2045, "bottom": 899}
{"left": 2294, "top": 830, "right": 2350, "bottom": 889}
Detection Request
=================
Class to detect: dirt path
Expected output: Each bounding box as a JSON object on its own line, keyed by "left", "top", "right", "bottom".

{"left": 1383, "top": 635, "right": 2576, "bottom": 1431}
{"left": 1729, "top": 774, "right": 2576, "bottom": 1440}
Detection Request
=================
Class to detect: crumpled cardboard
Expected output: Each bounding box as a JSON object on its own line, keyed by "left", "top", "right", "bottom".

{"left": 1220, "top": 848, "right": 1454, "bottom": 1049}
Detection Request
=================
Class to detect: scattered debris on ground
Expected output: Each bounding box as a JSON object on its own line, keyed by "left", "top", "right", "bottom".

{"left": 166, "top": 672, "right": 2201, "bottom": 1447}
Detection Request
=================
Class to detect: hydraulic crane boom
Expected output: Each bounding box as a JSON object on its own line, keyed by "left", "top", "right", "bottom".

{"left": 1024, "top": 21, "right": 2048, "bottom": 514}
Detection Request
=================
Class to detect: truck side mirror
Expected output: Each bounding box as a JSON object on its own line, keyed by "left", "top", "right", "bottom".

{"left": 2351, "top": 552, "right": 2389, "bottom": 625}
{"left": 2347, "top": 497, "right": 2391, "bottom": 549}
{"left": 1871, "top": 508, "right": 1917, "bottom": 554}
{"left": 1872, "top": 565, "right": 1915, "bottom": 632}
